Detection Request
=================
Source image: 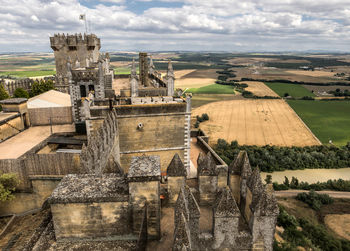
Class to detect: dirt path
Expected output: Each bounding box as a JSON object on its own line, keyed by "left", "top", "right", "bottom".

{"left": 275, "top": 190, "right": 350, "bottom": 199}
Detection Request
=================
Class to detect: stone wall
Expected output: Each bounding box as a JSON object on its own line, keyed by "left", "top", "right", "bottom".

{"left": 28, "top": 107, "right": 72, "bottom": 126}
{"left": 129, "top": 181, "right": 160, "bottom": 239}
{"left": 80, "top": 109, "right": 120, "bottom": 174}
{"left": 51, "top": 201, "right": 130, "bottom": 240}
{"left": 0, "top": 115, "right": 24, "bottom": 142}
{"left": 0, "top": 177, "right": 61, "bottom": 216}
{"left": 138, "top": 88, "right": 167, "bottom": 97}
{"left": 0, "top": 152, "right": 83, "bottom": 191}
{"left": 1, "top": 79, "right": 32, "bottom": 97}
{"left": 116, "top": 103, "right": 187, "bottom": 172}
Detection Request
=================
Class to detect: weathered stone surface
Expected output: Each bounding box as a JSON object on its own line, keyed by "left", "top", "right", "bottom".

{"left": 168, "top": 176, "right": 186, "bottom": 204}
{"left": 197, "top": 152, "right": 217, "bottom": 176}
{"left": 173, "top": 212, "right": 191, "bottom": 251}
{"left": 0, "top": 98, "right": 27, "bottom": 104}
{"left": 49, "top": 174, "right": 128, "bottom": 204}
{"left": 229, "top": 151, "right": 251, "bottom": 175}
{"left": 80, "top": 109, "right": 120, "bottom": 175}
{"left": 128, "top": 155, "right": 161, "bottom": 182}
{"left": 214, "top": 187, "right": 240, "bottom": 218}
{"left": 167, "top": 153, "right": 187, "bottom": 177}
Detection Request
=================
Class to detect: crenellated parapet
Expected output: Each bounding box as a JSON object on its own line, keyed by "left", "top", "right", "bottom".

{"left": 50, "top": 33, "right": 100, "bottom": 51}
{"left": 80, "top": 109, "right": 120, "bottom": 175}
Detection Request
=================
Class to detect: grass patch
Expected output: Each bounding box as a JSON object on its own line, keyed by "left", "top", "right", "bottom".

{"left": 186, "top": 84, "right": 235, "bottom": 94}
{"left": 265, "top": 82, "right": 315, "bottom": 98}
{"left": 0, "top": 70, "right": 55, "bottom": 78}
{"left": 287, "top": 100, "right": 350, "bottom": 146}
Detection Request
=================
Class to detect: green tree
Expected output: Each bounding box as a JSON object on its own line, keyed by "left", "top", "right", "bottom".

{"left": 30, "top": 79, "right": 54, "bottom": 97}
{"left": 0, "top": 173, "right": 19, "bottom": 202}
{"left": 283, "top": 176, "right": 290, "bottom": 187}
{"left": 265, "top": 174, "right": 272, "bottom": 184}
{"left": 0, "top": 84, "right": 9, "bottom": 100}
{"left": 0, "top": 84, "right": 9, "bottom": 111}
{"left": 13, "top": 88, "right": 29, "bottom": 99}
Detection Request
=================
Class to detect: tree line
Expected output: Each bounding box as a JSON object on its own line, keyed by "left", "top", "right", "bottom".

{"left": 214, "top": 139, "right": 350, "bottom": 172}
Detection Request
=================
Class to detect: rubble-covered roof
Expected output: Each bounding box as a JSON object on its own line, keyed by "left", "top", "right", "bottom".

{"left": 128, "top": 155, "right": 161, "bottom": 180}
{"left": 0, "top": 98, "right": 27, "bottom": 104}
{"left": 167, "top": 153, "right": 187, "bottom": 177}
{"left": 49, "top": 174, "right": 128, "bottom": 204}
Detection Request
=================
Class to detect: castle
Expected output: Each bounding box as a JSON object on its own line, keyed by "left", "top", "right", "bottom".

{"left": 0, "top": 33, "right": 278, "bottom": 250}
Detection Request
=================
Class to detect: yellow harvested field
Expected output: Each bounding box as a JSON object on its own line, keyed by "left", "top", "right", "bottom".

{"left": 286, "top": 70, "right": 335, "bottom": 77}
{"left": 174, "top": 70, "right": 196, "bottom": 79}
{"left": 175, "top": 78, "right": 216, "bottom": 89}
{"left": 242, "top": 81, "right": 279, "bottom": 97}
{"left": 192, "top": 99, "right": 320, "bottom": 146}
{"left": 324, "top": 214, "right": 350, "bottom": 240}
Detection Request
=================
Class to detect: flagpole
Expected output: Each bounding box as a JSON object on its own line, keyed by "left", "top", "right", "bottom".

{"left": 84, "top": 14, "right": 88, "bottom": 34}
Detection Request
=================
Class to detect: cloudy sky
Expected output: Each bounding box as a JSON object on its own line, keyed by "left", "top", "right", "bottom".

{"left": 1, "top": 0, "right": 350, "bottom": 52}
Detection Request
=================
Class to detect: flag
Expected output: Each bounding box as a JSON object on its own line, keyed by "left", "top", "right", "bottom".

{"left": 79, "top": 14, "right": 85, "bottom": 20}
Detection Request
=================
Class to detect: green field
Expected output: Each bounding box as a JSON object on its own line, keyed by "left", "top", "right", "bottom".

{"left": 186, "top": 84, "right": 235, "bottom": 94}
{"left": 265, "top": 82, "right": 315, "bottom": 98}
{"left": 0, "top": 70, "right": 55, "bottom": 78}
{"left": 287, "top": 100, "right": 350, "bottom": 146}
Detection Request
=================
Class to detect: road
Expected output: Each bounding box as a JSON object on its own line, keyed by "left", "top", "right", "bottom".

{"left": 275, "top": 190, "right": 350, "bottom": 199}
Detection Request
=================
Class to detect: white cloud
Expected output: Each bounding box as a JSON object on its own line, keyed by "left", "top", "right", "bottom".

{"left": 0, "top": 0, "right": 350, "bottom": 51}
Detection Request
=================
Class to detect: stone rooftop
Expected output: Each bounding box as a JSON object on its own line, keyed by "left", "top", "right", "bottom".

{"left": 128, "top": 155, "right": 161, "bottom": 178}
{"left": 0, "top": 98, "right": 27, "bottom": 104}
{"left": 167, "top": 153, "right": 187, "bottom": 177}
{"left": 49, "top": 174, "right": 129, "bottom": 204}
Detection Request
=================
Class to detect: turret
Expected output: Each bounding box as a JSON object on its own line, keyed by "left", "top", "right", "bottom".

{"left": 165, "top": 60, "right": 175, "bottom": 96}
{"left": 130, "top": 59, "right": 139, "bottom": 97}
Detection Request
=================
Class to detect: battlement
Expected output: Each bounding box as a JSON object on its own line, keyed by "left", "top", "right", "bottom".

{"left": 50, "top": 33, "right": 100, "bottom": 51}
{"left": 72, "top": 68, "right": 99, "bottom": 81}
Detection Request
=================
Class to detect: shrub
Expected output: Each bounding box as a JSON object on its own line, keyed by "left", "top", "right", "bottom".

{"left": 301, "top": 96, "right": 315, "bottom": 100}
{"left": 0, "top": 173, "right": 19, "bottom": 202}
{"left": 196, "top": 115, "right": 203, "bottom": 122}
{"left": 272, "top": 177, "right": 350, "bottom": 192}
{"left": 13, "top": 88, "right": 29, "bottom": 99}
{"left": 296, "top": 190, "right": 333, "bottom": 210}
{"left": 194, "top": 121, "right": 200, "bottom": 128}
{"left": 201, "top": 113, "right": 209, "bottom": 121}
{"left": 242, "top": 90, "right": 254, "bottom": 98}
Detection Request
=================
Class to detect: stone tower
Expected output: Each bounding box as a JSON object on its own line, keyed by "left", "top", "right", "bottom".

{"left": 165, "top": 60, "right": 175, "bottom": 96}
{"left": 130, "top": 59, "right": 139, "bottom": 97}
{"left": 139, "top": 52, "right": 149, "bottom": 87}
{"left": 50, "top": 33, "right": 101, "bottom": 93}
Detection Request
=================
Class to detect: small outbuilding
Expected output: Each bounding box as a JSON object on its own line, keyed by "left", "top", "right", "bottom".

{"left": 27, "top": 90, "right": 72, "bottom": 125}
